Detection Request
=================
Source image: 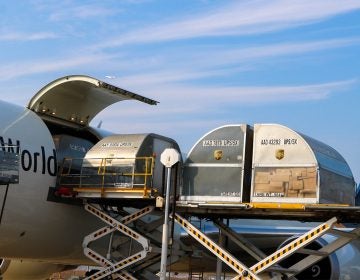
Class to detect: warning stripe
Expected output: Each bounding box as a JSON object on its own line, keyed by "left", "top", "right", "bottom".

{"left": 83, "top": 204, "right": 152, "bottom": 280}
{"left": 85, "top": 249, "right": 111, "bottom": 267}
{"left": 85, "top": 252, "right": 146, "bottom": 280}
{"left": 120, "top": 206, "right": 154, "bottom": 225}
{"left": 118, "top": 273, "right": 136, "bottom": 280}
{"left": 174, "top": 214, "right": 260, "bottom": 280}
{"left": 84, "top": 206, "right": 154, "bottom": 248}
{"left": 92, "top": 227, "right": 111, "bottom": 239}
{"left": 85, "top": 204, "right": 148, "bottom": 245}
{"left": 84, "top": 248, "right": 137, "bottom": 280}
{"left": 249, "top": 217, "right": 336, "bottom": 274}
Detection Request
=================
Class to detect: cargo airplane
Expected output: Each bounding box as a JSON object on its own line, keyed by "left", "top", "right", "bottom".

{"left": 0, "top": 75, "right": 359, "bottom": 280}
{"left": 0, "top": 75, "right": 167, "bottom": 279}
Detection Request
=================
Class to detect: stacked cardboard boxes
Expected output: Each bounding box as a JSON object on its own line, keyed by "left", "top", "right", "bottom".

{"left": 253, "top": 167, "right": 317, "bottom": 198}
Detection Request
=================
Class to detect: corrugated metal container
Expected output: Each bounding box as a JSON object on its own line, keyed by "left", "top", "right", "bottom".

{"left": 180, "top": 124, "right": 253, "bottom": 203}
{"left": 81, "top": 133, "right": 181, "bottom": 198}
{"left": 251, "top": 124, "right": 355, "bottom": 205}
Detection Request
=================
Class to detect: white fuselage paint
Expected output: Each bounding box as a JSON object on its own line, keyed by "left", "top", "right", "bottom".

{"left": 0, "top": 100, "right": 100, "bottom": 265}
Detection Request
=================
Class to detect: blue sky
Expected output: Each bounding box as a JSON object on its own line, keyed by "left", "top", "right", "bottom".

{"left": 0, "top": 1, "right": 359, "bottom": 182}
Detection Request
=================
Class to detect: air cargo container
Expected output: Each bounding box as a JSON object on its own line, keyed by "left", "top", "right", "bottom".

{"left": 59, "top": 133, "right": 181, "bottom": 199}
{"left": 251, "top": 124, "right": 355, "bottom": 205}
{"left": 180, "top": 124, "right": 253, "bottom": 203}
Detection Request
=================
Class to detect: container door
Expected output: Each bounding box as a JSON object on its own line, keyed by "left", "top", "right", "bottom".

{"left": 251, "top": 124, "right": 318, "bottom": 203}
{"left": 181, "top": 125, "right": 249, "bottom": 203}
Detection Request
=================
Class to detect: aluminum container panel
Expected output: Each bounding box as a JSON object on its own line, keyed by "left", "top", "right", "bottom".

{"left": 181, "top": 124, "right": 252, "bottom": 202}
{"left": 85, "top": 134, "right": 148, "bottom": 161}
{"left": 318, "top": 167, "right": 355, "bottom": 204}
{"left": 253, "top": 124, "right": 316, "bottom": 166}
{"left": 301, "top": 134, "right": 353, "bottom": 178}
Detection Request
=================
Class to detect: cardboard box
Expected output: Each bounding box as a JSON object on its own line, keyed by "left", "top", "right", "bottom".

{"left": 287, "top": 190, "right": 299, "bottom": 197}
{"left": 303, "top": 192, "right": 317, "bottom": 198}
{"left": 306, "top": 169, "right": 317, "bottom": 178}
{"left": 254, "top": 184, "right": 273, "bottom": 192}
{"left": 255, "top": 172, "right": 270, "bottom": 184}
{"left": 269, "top": 185, "right": 285, "bottom": 193}
{"left": 270, "top": 174, "right": 290, "bottom": 182}
{"left": 254, "top": 183, "right": 284, "bottom": 193}
{"left": 290, "top": 180, "right": 304, "bottom": 190}
{"left": 303, "top": 178, "right": 317, "bottom": 189}
{"left": 293, "top": 168, "right": 307, "bottom": 177}
{"left": 275, "top": 169, "right": 292, "bottom": 176}
{"left": 269, "top": 181, "right": 284, "bottom": 187}
{"left": 255, "top": 171, "right": 270, "bottom": 177}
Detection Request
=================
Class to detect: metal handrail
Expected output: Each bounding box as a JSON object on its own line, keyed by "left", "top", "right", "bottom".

{"left": 58, "top": 157, "right": 155, "bottom": 191}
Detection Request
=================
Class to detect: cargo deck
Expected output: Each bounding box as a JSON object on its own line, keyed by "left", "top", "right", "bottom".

{"left": 176, "top": 201, "right": 360, "bottom": 223}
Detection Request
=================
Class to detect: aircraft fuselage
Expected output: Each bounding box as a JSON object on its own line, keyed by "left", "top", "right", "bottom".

{"left": 0, "top": 100, "right": 99, "bottom": 265}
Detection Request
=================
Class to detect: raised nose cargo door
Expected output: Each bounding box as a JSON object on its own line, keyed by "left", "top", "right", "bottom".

{"left": 27, "top": 75, "right": 158, "bottom": 126}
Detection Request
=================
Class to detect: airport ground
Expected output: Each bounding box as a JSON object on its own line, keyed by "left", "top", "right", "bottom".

{"left": 49, "top": 268, "right": 238, "bottom": 280}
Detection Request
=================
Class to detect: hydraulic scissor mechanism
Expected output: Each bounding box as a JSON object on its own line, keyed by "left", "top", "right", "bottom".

{"left": 173, "top": 213, "right": 260, "bottom": 280}
{"left": 278, "top": 225, "right": 360, "bottom": 280}
{"left": 174, "top": 214, "right": 360, "bottom": 280}
{"left": 83, "top": 204, "right": 154, "bottom": 280}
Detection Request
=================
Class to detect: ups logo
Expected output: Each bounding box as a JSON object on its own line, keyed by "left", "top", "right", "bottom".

{"left": 275, "top": 149, "right": 285, "bottom": 160}
{"left": 214, "top": 150, "right": 223, "bottom": 160}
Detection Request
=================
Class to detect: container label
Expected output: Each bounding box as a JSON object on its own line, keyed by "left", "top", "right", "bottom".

{"left": 203, "top": 139, "right": 240, "bottom": 147}
{"left": 260, "top": 138, "right": 298, "bottom": 145}
{"left": 69, "top": 143, "right": 87, "bottom": 153}
{"left": 221, "top": 191, "right": 241, "bottom": 197}
{"left": 253, "top": 192, "right": 285, "bottom": 197}
{"left": 101, "top": 142, "right": 133, "bottom": 148}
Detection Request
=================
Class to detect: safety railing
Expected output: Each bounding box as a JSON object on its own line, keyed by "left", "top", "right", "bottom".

{"left": 57, "top": 157, "right": 155, "bottom": 197}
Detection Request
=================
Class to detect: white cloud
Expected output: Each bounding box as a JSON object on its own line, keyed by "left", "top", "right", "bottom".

{"left": 211, "top": 38, "right": 360, "bottom": 65}
{"left": 111, "top": 68, "right": 242, "bottom": 87}
{"left": 0, "top": 53, "right": 114, "bottom": 81}
{"left": 107, "top": 38, "right": 360, "bottom": 88}
{"left": 100, "top": 79, "right": 357, "bottom": 117}
{"left": 2, "top": 35, "right": 358, "bottom": 84}
{"left": 0, "top": 32, "right": 57, "bottom": 42}
{"left": 49, "top": 4, "right": 119, "bottom": 21}
{"left": 94, "top": 0, "right": 360, "bottom": 48}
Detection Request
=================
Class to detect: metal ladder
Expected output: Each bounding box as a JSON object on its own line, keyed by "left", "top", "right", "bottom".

{"left": 82, "top": 204, "right": 154, "bottom": 280}
{"left": 174, "top": 214, "right": 360, "bottom": 280}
